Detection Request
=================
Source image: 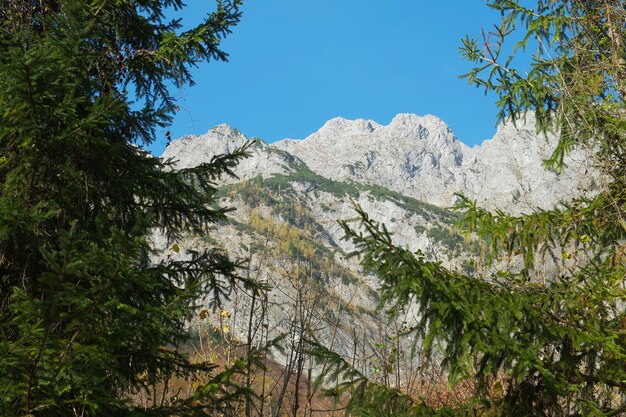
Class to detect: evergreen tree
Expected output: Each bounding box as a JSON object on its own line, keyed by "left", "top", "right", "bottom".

{"left": 335, "top": 1, "right": 626, "bottom": 416}
{"left": 0, "top": 1, "right": 259, "bottom": 416}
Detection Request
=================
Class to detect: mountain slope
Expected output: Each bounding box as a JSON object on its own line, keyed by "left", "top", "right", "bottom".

{"left": 153, "top": 113, "right": 593, "bottom": 399}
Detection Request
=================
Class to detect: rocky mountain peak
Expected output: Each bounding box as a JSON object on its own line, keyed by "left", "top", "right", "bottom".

{"left": 272, "top": 113, "right": 468, "bottom": 205}
{"left": 387, "top": 113, "right": 446, "bottom": 130}
{"left": 210, "top": 122, "right": 242, "bottom": 136}
{"left": 319, "top": 117, "right": 381, "bottom": 135}
{"left": 161, "top": 123, "right": 247, "bottom": 169}
{"left": 161, "top": 124, "right": 296, "bottom": 181}
{"left": 381, "top": 113, "right": 460, "bottom": 147}
{"left": 164, "top": 112, "right": 595, "bottom": 212}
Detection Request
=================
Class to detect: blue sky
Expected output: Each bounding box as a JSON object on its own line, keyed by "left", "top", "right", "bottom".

{"left": 150, "top": 1, "right": 510, "bottom": 155}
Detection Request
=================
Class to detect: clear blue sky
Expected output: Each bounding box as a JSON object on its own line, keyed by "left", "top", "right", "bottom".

{"left": 149, "top": 1, "right": 509, "bottom": 155}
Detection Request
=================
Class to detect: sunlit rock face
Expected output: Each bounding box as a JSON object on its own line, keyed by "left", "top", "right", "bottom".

{"left": 162, "top": 124, "right": 297, "bottom": 184}
{"left": 274, "top": 114, "right": 466, "bottom": 207}
{"left": 272, "top": 113, "right": 595, "bottom": 212}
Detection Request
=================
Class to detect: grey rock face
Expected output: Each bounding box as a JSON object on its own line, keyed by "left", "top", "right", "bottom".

{"left": 161, "top": 124, "right": 298, "bottom": 184}
{"left": 459, "top": 115, "right": 597, "bottom": 211}
{"left": 273, "top": 113, "right": 595, "bottom": 212}
{"left": 275, "top": 114, "right": 468, "bottom": 207}
{"left": 161, "top": 113, "right": 597, "bottom": 213}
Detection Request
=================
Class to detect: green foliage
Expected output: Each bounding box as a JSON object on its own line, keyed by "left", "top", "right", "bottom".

{"left": 341, "top": 204, "right": 626, "bottom": 416}
{"left": 460, "top": 0, "right": 626, "bottom": 175}
{"left": 426, "top": 225, "right": 465, "bottom": 253}
{"left": 247, "top": 207, "right": 360, "bottom": 286}
{"left": 460, "top": 259, "right": 476, "bottom": 276}
{"left": 336, "top": 1, "right": 626, "bottom": 416}
{"left": 414, "top": 224, "right": 427, "bottom": 235}
{"left": 0, "top": 1, "right": 266, "bottom": 416}
{"left": 346, "top": 160, "right": 365, "bottom": 175}
{"left": 263, "top": 161, "right": 362, "bottom": 198}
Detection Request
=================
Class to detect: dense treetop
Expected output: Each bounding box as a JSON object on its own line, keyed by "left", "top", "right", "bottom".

{"left": 0, "top": 1, "right": 261, "bottom": 416}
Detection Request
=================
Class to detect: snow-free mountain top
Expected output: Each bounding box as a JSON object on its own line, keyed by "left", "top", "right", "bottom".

{"left": 274, "top": 113, "right": 467, "bottom": 207}
{"left": 162, "top": 113, "right": 597, "bottom": 212}
{"left": 161, "top": 124, "right": 297, "bottom": 183}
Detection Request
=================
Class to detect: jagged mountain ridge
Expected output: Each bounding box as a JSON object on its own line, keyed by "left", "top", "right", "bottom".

{"left": 163, "top": 113, "right": 595, "bottom": 212}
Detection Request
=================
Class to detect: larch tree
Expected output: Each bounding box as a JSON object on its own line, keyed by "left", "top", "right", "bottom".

{"left": 330, "top": 1, "right": 626, "bottom": 416}
{"left": 0, "top": 1, "right": 261, "bottom": 416}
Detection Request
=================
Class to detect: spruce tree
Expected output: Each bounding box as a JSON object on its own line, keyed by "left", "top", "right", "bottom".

{"left": 334, "top": 1, "right": 626, "bottom": 416}
{"left": 0, "top": 1, "right": 256, "bottom": 416}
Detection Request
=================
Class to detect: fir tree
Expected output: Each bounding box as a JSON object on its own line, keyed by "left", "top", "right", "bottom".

{"left": 0, "top": 1, "right": 260, "bottom": 416}
{"left": 334, "top": 1, "right": 626, "bottom": 416}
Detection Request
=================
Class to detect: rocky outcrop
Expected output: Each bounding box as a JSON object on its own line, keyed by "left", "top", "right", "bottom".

{"left": 161, "top": 124, "right": 300, "bottom": 184}
{"left": 459, "top": 115, "right": 597, "bottom": 211}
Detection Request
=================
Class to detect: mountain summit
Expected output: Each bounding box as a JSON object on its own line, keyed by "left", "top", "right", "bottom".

{"left": 163, "top": 113, "right": 596, "bottom": 212}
